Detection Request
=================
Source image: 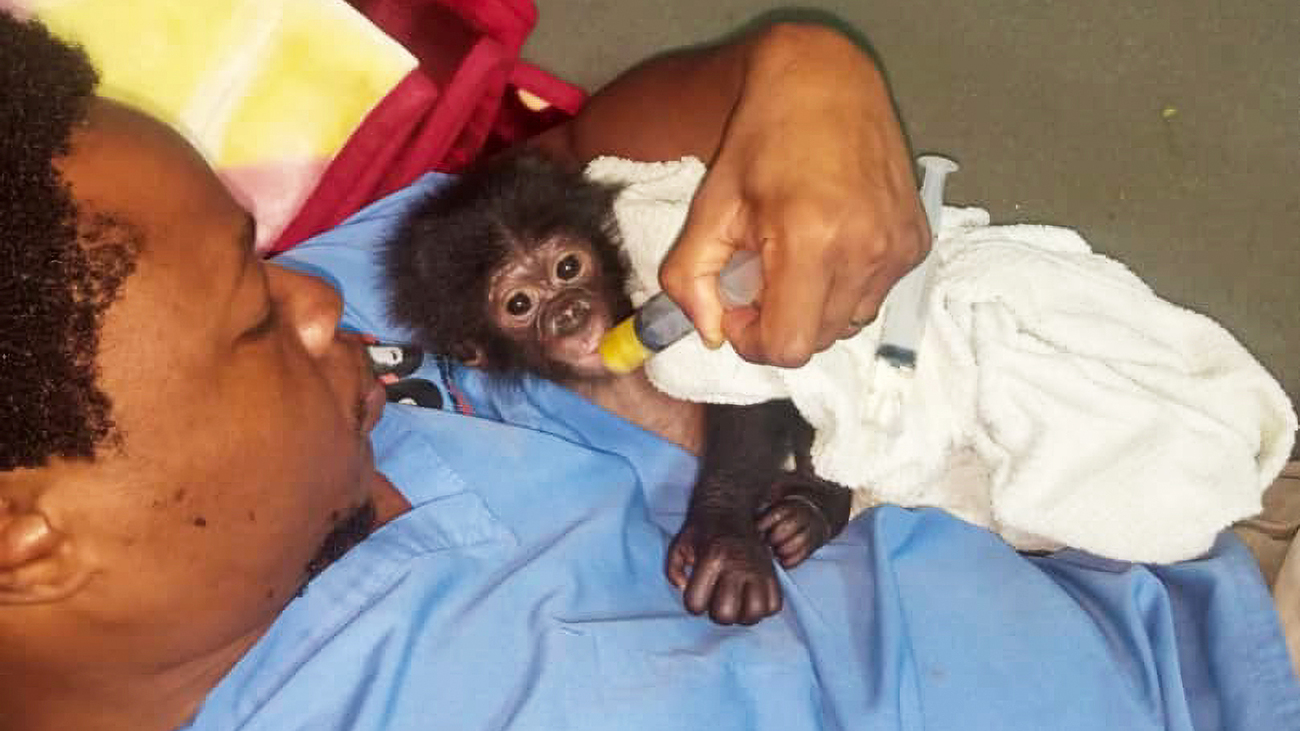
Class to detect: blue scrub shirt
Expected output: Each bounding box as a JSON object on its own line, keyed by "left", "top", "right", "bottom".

{"left": 182, "top": 174, "right": 1300, "bottom": 731}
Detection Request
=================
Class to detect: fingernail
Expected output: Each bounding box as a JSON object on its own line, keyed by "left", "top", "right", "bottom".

{"left": 699, "top": 330, "right": 723, "bottom": 349}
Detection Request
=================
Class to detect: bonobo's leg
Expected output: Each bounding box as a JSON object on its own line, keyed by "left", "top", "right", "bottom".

{"left": 665, "top": 399, "right": 800, "bottom": 625}
{"left": 757, "top": 410, "right": 851, "bottom": 568}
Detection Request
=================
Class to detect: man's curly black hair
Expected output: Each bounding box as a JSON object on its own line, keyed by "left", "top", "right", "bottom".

{"left": 1, "top": 13, "right": 139, "bottom": 471}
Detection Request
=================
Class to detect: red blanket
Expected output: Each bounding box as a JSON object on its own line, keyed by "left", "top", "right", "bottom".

{"left": 270, "top": 0, "right": 585, "bottom": 253}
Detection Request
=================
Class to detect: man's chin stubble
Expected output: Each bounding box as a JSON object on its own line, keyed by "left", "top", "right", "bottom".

{"left": 298, "top": 499, "right": 378, "bottom": 594}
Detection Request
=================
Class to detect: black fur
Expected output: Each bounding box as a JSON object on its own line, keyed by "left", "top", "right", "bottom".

{"left": 385, "top": 150, "right": 629, "bottom": 378}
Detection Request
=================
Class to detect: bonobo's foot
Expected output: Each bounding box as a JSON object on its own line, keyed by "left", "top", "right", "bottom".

{"left": 665, "top": 514, "right": 781, "bottom": 626}
{"left": 757, "top": 476, "right": 851, "bottom": 568}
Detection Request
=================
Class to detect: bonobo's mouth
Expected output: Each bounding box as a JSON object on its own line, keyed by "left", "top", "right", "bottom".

{"left": 571, "top": 335, "right": 609, "bottom": 373}
{"left": 548, "top": 309, "right": 614, "bottom": 377}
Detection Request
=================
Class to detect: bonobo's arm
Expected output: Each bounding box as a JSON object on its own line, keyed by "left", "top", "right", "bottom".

{"left": 664, "top": 399, "right": 798, "bottom": 625}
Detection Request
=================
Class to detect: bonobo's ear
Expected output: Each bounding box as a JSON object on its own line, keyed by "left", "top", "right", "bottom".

{"left": 452, "top": 341, "right": 488, "bottom": 368}
{"left": 0, "top": 492, "right": 86, "bottom": 604}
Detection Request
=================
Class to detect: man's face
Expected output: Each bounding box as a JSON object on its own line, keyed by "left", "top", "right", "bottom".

{"left": 37, "top": 101, "right": 388, "bottom": 663}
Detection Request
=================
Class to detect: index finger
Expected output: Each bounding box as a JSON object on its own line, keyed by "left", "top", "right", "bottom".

{"left": 659, "top": 177, "right": 744, "bottom": 349}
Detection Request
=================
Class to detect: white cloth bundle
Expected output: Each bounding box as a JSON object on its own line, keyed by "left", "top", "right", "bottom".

{"left": 586, "top": 155, "right": 1298, "bottom": 563}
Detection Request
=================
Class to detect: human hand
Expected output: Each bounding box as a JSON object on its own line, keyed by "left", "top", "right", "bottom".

{"left": 659, "top": 25, "right": 929, "bottom": 367}
{"left": 665, "top": 512, "right": 782, "bottom": 625}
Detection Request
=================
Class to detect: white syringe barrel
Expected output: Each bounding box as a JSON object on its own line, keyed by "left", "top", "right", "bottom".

{"left": 874, "top": 155, "right": 959, "bottom": 367}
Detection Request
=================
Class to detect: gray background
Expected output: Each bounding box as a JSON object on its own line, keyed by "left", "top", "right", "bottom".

{"left": 524, "top": 0, "right": 1299, "bottom": 432}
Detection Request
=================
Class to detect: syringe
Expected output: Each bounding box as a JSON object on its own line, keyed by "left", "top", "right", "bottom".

{"left": 874, "top": 155, "right": 958, "bottom": 369}
{"left": 597, "top": 155, "right": 958, "bottom": 375}
{"left": 599, "top": 250, "right": 763, "bottom": 374}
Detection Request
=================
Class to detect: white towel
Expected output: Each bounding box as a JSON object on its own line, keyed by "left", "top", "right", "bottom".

{"left": 586, "top": 155, "right": 1298, "bottom": 563}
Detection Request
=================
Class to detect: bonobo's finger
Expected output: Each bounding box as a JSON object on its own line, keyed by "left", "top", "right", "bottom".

{"left": 665, "top": 534, "right": 696, "bottom": 590}
{"left": 757, "top": 501, "right": 802, "bottom": 535}
{"left": 773, "top": 524, "right": 810, "bottom": 553}
{"left": 726, "top": 572, "right": 782, "bottom": 625}
{"left": 780, "top": 548, "right": 810, "bottom": 569}
{"left": 666, "top": 549, "right": 691, "bottom": 590}
{"left": 763, "top": 511, "right": 804, "bottom": 546}
{"left": 773, "top": 529, "right": 805, "bottom": 559}
{"left": 709, "top": 574, "right": 747, "bottom": 625}
{"left": 755, "top": 504, "right": 783, "bottom": 533}
{"left": 684, "top": 554, "right": 727, "bottom": 616}
{"left": 775, "top": 531, "right": 813, "bottom": 568}
{"left": 763, "top": 573, "right": 783, "bottom": 617}
{"left": 738, "top": 582, "right": 770, "bottom": 626}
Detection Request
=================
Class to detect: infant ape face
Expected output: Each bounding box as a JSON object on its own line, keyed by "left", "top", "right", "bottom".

{"left": 486, "top": 235, "right": 618, "bottom": 379}
{"left": 385, "top": 150, "right": 630, "bottom": 384}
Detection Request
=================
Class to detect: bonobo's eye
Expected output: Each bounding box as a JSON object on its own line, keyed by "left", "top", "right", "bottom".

{"left": 505, "top": 291, "right": 533, "bottom": 317}
{"left": 556, "top": 254, "right": 582, "bottom": 281}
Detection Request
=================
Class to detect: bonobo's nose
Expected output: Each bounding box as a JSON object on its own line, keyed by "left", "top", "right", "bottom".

{"left": 551, "top": 297, "right": 591, "bottom": 337}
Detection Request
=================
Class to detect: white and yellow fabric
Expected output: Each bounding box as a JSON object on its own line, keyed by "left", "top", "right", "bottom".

{"left": 14, "top": 0, "right": 416, "bottom": 249}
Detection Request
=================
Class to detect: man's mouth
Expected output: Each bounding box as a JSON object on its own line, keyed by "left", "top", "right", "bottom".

{"left": 360, "top": 377, "right": 386, "bottom": 432}
{"left": 352, "top": 335, "right": 388, "bottom": 434}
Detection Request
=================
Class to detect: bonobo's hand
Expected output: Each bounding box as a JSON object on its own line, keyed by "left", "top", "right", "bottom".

{"left": 666, "top": 512, "right": 781, "bottom": 625}
{"left": 660, "top": 25, "right": 928, "bottom": 367}
{"left": 758, "top": 477, "right": 852, "bottom": 569}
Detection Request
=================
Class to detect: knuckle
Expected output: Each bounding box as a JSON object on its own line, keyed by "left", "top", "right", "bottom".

{"left": 905, "top": 230, "right": 929, "bottom": 269}
{"left": 897, "top": 213, "right": 931, "bottom": 266}
{"left": 767, "top": 202, "right": 844, "bottom": 254}
{"left": 852, "top": 231, "right": 889, "bottom": 266}
{"left": 779, "top": 199, "right": 840, "bottom": 239}
{"left": 657, "top": 266, "right": 688, "bottom": 299}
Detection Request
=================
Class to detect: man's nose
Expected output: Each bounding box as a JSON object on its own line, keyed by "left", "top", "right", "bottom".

{"left": 267, "top": 263, "right": 343, "bottom": 357}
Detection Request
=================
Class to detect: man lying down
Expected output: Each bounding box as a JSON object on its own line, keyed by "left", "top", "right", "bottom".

{"left": 2, "top": 13, "right": 1297, "bottom": 731}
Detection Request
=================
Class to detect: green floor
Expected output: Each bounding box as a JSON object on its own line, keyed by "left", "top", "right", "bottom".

{"left": 525, "top": 1, "right": 1300, "bottom": 439}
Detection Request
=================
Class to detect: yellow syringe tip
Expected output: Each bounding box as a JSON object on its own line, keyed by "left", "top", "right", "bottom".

{"left": 598, "top": 316, "right": 652, "bottom": 374}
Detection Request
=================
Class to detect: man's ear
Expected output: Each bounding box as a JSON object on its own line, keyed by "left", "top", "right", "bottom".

{"left": 452, "top": 340, "right": 488, "bottom": 368}
{"left": 0, "top": 496, "right": 86, "bottom": 604}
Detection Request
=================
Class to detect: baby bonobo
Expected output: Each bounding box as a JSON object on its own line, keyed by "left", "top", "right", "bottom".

{"left": 383, "top": 151, "right": 850, "bottom": 625}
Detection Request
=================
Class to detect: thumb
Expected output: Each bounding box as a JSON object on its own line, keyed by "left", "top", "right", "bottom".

{"left": 659, "top": 178, "right": 744, "bottom": 349}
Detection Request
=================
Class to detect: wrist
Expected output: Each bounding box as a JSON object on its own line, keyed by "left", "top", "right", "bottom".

{"left": 684, "top": 504, "right": 760, "bottom": 536}
{"left": 691, "top": 467, "right": 773, "bottom": 516}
